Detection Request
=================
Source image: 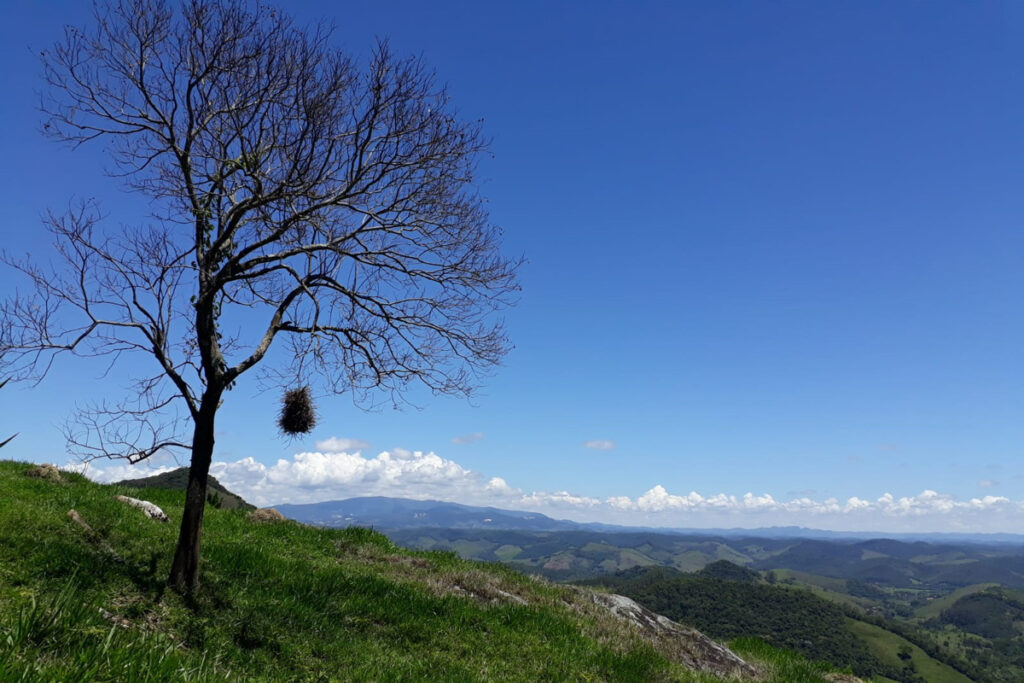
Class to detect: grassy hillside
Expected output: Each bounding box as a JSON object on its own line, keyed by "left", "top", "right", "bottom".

{"left": 913, "top": 583, "right": 997, "bottom": 620}
{"left": 774, "top": 572, "right": 1016, "bottom": 682}
{"left": 847, "top": 619, "right": 973, "bottom": 683}
{"left": 0, "top": 460, "right": 857, "bottom": 682}
{"left": 385, "top": 526, "right": 1024, "bottom": 591}
{"left": 400, "top": 525, "right": 1021, "bottom": 681}
{"left": 387, "top": 528, "right": 769, "bottom": 580}
{"left": 768, "top": 569, "right": 875, "bottom": 611}
{"left": 582, "top": 565, "right": 993, "bottom": 683}
{"left": 583, "top": 567, "right": 885, "bottom": 679}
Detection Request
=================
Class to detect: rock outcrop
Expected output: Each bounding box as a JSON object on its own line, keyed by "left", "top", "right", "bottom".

{"left": 114, "top": 495, "right": 169, "bottom": 522}
{"left": 589, "top": 590, "right": 761, "bottom": 680}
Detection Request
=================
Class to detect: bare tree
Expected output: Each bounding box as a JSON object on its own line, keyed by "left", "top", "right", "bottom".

{"left": 0, "top": 0, "right": 518, "bottom": 591}
{"left": 0, "top": 379, "right": 17, "bottom": 448}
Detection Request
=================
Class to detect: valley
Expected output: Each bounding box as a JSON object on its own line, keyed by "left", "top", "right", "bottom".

{"left": 280, "top": 497, "right": 1024, "bottom": 682}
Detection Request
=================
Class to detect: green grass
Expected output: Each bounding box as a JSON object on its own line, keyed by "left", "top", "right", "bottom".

{"left": 728, "top": 638, "right": 853, "bottom": 683}
{"left": 617, "top": 549, "right": 658, "bottom": 570}
{"left": 493, "top": 544, "right": 522, "bottom": 561}
{"left": 0, "top": 461, "right": 687, "bottom": 681}
{"left": 770, "top": 571, "right": 873, "bottom": 612}
{"left": 772, "top": 569, "right": 848, "bottom": 592}
{"left": 713, "top": 545, "right": 751, "bottom": 565}
{"left": 0, "top": 459, "right": 866, "bottom": 682}
{"left": 846, "top": 618, "right": 973, "bottom": 683}
{"left": 672, "top": 550, "right": 713, "bottom": 572}
{"left": 913, "top": 583, "right": 998, "bottom": 620}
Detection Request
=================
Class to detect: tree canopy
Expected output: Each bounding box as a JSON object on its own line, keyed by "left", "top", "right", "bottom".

{"left": 0, "top": 0, "right": 518, "bottom": 590}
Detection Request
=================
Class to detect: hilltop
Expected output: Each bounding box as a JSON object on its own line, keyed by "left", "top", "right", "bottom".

{"left": 0, "top": 460, "right": 862, "bottom": 681}
{"left": 115, "top": 467, "right": 255, "bottom": 511}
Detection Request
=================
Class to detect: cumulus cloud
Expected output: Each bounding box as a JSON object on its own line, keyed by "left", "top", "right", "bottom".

{"left": 72, "top": 448, "right": 1024, "bottom": 533}
{"left": 452, "top": 432, "right": 484, "bottom": 445}
{"left": 583, "top": 439, "right": 615, "bottom": 451}
{"left": 68, "top": 449, "right": 183, "bottom": 484}
{"left": 315, "top": 437, "right": 370, "bottom": 452}
{"left": 211, "top": 449, "right": 508, "bottom": 507}
{"left": 612, "top": 486, "right": 1018, "bottom": 531}
{"left": 623, "top": 486, "right": 1012, "bottom": 518}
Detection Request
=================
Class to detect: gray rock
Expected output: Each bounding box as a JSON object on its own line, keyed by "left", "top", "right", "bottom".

{"left": 114, "top": 495, "right": 169, "bottom": 522}
{"left": 589, "top": 591, "right": 761, "bottom": 679}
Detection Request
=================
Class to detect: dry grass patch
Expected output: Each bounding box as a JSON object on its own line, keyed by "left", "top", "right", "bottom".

{"left": 247, "top": 507, "right": 285, "bottom": 523}
{"left": 24, "top": 464, "right": 62, "bottom": 482}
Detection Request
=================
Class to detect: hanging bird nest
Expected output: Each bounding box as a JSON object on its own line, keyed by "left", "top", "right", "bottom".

{"left": 278, "top": 386, "right": 317, "bottom": 435}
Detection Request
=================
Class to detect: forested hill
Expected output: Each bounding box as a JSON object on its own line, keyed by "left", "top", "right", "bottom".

{"left": 386, "top": 526, "right": 1024, "bottom": 588}
{"left": 115, "top": 467, "right": 255, "bottom": 510}
{"left": 582, "top": 564, "right": 1016, "bottom": 683}
{"left": 583, "top": 566, "right": 893, "bottom": 680}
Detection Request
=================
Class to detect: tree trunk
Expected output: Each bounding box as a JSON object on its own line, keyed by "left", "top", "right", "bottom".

{"left": 167, "top": 388, "right": 221, "bottom": 592}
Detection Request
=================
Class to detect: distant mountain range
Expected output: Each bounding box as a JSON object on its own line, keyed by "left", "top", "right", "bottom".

{"left": 273, "top": 496, "right": 592, "bottom": 531}
{"left": 108, "top": 468, "right": 1024, "bottom": 545}
{"left": 272, "top": 495, "right": 1024, "bottom": 544}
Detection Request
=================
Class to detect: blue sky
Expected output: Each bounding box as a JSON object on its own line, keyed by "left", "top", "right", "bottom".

{"left": 3, "top": 1, "right": 1024, "bottom": 531}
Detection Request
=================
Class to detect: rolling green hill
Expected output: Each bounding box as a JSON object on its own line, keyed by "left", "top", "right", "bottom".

{"left": 115, "top": 467, "right": 255, "bottom": 511}
{"left": 353, "top": 521, "right": 1024, "bottom": 681}
{"left": 846, "top": 619, "right": 973, "bottom": 683}
{"left": 385, "top": 526, "right": 1024, "bottom": 591}
{"left": 583, "top": 566, "right": 889, "bottom": 680}
{"left": 582, "top": 564, "right": 994, "bottom": 683}
{"left": 937, "top": 589, "right": 1024, "bottom": 639}
{"left": 0, "top": 460, "right": 858, "bottom": 682}
{"left": 915, "top": 583, "right": 998, "bottom": 620}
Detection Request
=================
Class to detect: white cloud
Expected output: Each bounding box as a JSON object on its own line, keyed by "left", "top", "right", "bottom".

{"left": 606, "top": 496, "right": 634, "bottom": 510}
{"left": 583, "top": 439, "right": 615, "bottom": 451}
{"left": 978, "top": 479, "right": 998, "bottom": 488}
{"left": 221, "top": 450, "right": 496, "bottom": 506}
{"left": 521, "top": 491, "right": 602, "bottom": 509}
{"left": 78, "top": 449, "right": 522, "bottom": 509}
{"left": 71, "top": 448, "right": 1024, "bottom": 533}
{"left": 591, "top": 485, "right": 1020, "bottom": 531}
{"left": 452, "top": 432, "right": 484, "bottom": 445}
{"left": 314, "top": 437, "right": 370, "bottom": 452}
{"left": 69, "top": 460, "right": 178, "bottom": 483}
{"left": 68, "top": 449, "right": 184, "bottom": 484}
{"left": 485, "top": 477, "right": 516, "bottom": 495}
